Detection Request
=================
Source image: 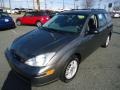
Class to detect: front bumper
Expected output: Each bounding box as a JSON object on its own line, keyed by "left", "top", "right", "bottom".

{"left": 5, "top": 49, "right": 59, "bottom": 86}
{"left": 0, "top": 22, "right": 16, "bottom": 30}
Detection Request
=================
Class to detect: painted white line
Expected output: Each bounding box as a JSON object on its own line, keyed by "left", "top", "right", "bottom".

{"left": 11, "top": 30, "right": 18, "bottom": 35}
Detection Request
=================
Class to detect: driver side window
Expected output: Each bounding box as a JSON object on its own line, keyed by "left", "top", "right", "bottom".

{"left": 85, "top": 15, "right": 98, "bottom": 34}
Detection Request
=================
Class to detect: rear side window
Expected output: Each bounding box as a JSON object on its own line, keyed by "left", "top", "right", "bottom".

{"left": 105, "top": 13, "right": 112, "bottom": 22}
{"left": 97, "top": 14, "right": 107, "bottom": 27}
{"left": 34, "top": 12, "right": 48, "bottom": 16}
{"left": 0, "top": 12, "right": 9, "bottom": 17}
{"left": 25, "top": 13, "right": 33, "bottom": 16}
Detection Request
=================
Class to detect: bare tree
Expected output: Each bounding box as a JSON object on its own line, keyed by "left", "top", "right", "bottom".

{"left": 83, "top": 0, "right": 95, "bottom": 9}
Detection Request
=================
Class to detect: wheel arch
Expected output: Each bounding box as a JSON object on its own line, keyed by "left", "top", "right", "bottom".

{"left": 36, "top": 20, "right": 42, "bottom": 23}
{"left": 74, "top": 53, "right": 82, "bottom": 63}
{"left": 16, "top": 18, "right": 20, "bottom": 22}
{"left": 56, "top": 51, "right": 82, "bottom": 72}
{"left": 109, "top": 31, "right": 112, "bottom": 38}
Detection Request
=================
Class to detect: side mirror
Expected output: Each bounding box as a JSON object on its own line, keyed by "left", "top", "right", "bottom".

{"left": 93, "top": 30, "right": 99, "bottom": 34}
{"left": 88, "top": 29, "right": 99, "bottom": 34}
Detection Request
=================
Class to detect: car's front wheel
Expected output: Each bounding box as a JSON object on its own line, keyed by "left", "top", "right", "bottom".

{"left": 60, "top": 55, "right": 80, "bottom": 83}
{"left": 16, "top": 20, "right": 21, "bottom": 26}
{"left": 36, "top": 21, "right": 42, "bottom": 27}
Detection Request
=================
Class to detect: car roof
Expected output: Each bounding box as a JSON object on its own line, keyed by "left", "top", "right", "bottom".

{"left": 27, "top": 10, "right": 52, "bottom": 13}
{"left": 61, "top": 9, "right": 107, "bottom": 15}
{"left": 0, "top": 11, "right": 5, "bottom": 13}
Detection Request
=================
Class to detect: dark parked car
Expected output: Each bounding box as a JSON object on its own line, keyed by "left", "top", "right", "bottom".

{"left": 5, "top": 9, "right": 113, "bottom": 86}
{"left": 0, "top": 12, "right": 16, "bottom": 30}
{"left": 0, "top": 9, "right": 3, "bottom": 12}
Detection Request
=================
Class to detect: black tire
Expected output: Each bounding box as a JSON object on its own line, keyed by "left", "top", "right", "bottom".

{"left": 102, "top": 35, "right": 111, "bottom": 48}
{"left": 16, "top": 20, "right": 21, "bottom": 26}
{"left": 36, "top": 21, "right": 42, "bottom": 27}
{"left": 60, "top": 55, "right": 80, "bottom": 83}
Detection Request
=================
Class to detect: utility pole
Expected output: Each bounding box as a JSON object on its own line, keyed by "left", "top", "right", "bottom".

{"left": 74, "top": 0, "right": 79, "bottom": 9}
{"left": 0, "top": 0, "right": 4, "bottom": 9}
{"left": 50, "top": 0, "right": 53, "bottom": 10}
{"left": 98, "top": 0, "right": 102, "bottom": 9}
{"left": 0, "top": 0, "right": 2, "bottom": 8}
{"left": 2, "top": 0, "right": 4, "bottom": 9}
{"left": 27, "top": 0, "right": 29, "bottom": 9}
{"left": 74, "top": 0, "right": 75, "bottom": 9}
{"left": 45, "top": 0, "right": 47, "bottom": 10}
{"left": 104, "top": 4, "right": 106, "bottom": 9}
{"left": 63, "top": 0, "right": 64, "bottom": 10}
{"left": 85, "top": 0, "right": 88, "bottom": 8}
{"left": 9, "top": 0, "right": 12, "bottom": 13}
{"left": 33, "top": 0, "right": 35, "bottom": 10}
{"left": 36, "top": 0, "right": 40, "bottom": 11}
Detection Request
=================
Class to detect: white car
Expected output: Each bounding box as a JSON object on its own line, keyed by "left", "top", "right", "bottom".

{"left": 6, "top": 9, "right": 15, "bottom": 14}
{"left": 113, "top": 13, "right": 120, "bottom": 18}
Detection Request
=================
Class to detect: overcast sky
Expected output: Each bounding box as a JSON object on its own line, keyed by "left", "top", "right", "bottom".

{"left": 3, "top": 0, "right": 118, "bottom": 10}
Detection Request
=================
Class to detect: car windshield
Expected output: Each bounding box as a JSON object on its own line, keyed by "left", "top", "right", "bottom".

{"left": 24, "top": 12, "right": 47, "bottom": 16}
{"left": 42, "top": 14, "right": 87, "bottom": 33}
{"left": 24, "top": 12, "right": 33, "bottom": 16}
{"left": 0, "top": 12, "right": 9, "bottom": 17}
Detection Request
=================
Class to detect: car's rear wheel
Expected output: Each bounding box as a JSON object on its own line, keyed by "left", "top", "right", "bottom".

{"left": 36, "top": 21, "right": 42, "bottom": 27}
{"left": 16, "top": 20, "right": 21, "bottom": 26}
{"left": 60, "top": 55, "right": 79, "bottom": 83}
{"left": 102, "top": 35, "right": 111, "bottom": 48}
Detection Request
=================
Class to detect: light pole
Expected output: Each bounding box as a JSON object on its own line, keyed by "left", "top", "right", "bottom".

{"left": 50, "top": 0, "right": 53, "bottom": 10}
{"left": 36, "top": 0, "right": 40, "bottom": 11}
{"left": 63, "top": 0, "right": 64, "bottom": 10}
{"left": 3, "top": 0, "right": 4, "bottom": 9}
{"left": 0, "top": 0, "right": 2, "bottom": 8}
{"left": 74, "top": 0, "right": 79, "bottom": 9}
{"left": 27, "top": 0, "right": 29, "bottom": 9}
{"left": 85, "top": 0, "right": 88, "bottom": 8}
{"left": 0, "top": 0, "right": 4, "bottom": 9}
{"left": 33, "top": 0, "right": 35, "bottom": 10}
{"left": 74, "top": 0, "right": 75, "bottom": 9}
{"left": 45, "top": 0, "right": 47, "bottom": 10}
{"left": 98, "top": 0, "right": 102, "bottom": 9}
{"left": 9, "top": 0, "right": 12, "bottom": 13}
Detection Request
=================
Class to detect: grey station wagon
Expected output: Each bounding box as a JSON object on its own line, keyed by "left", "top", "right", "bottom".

{"left": 5, "top": 9, "right": 113, "bottom": 86}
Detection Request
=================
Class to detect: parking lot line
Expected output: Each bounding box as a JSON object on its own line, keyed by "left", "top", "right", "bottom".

{"left": 11, "top": 30, "right": 18, "bottom": 35}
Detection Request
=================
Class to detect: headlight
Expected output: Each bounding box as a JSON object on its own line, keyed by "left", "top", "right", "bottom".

{"left": 25, "top": 52, "right": 55, "bottom": 67}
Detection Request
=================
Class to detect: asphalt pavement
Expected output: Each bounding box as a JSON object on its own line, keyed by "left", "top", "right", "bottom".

{"left": 0, "top": 18, "right": 120, "bottom": 90}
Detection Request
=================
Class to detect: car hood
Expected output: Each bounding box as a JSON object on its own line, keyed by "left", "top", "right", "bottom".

{"left": 10, "top": 28, "right": 77, "bottom": 59}
{"left": 0, "top": 16, "right": 14, "bottom": 27}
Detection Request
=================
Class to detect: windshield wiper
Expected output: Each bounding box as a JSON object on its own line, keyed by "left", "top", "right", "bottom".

{"left": 39, "top": 26, "right": 79, "bottom": 34}
{"left": 40, "top": 26, "right": 64, "bottom": 33}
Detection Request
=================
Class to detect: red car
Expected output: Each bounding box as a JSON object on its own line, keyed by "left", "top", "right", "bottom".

{"left": 16, "top": 10, "right": 52, "bottom": 27}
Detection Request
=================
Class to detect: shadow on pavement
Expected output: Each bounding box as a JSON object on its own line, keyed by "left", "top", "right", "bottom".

{"left": 113, "top": 31, "right": 120, "bottom": 35}
{"left": 1, "top": 70, "right": 31, "bottom": 90}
